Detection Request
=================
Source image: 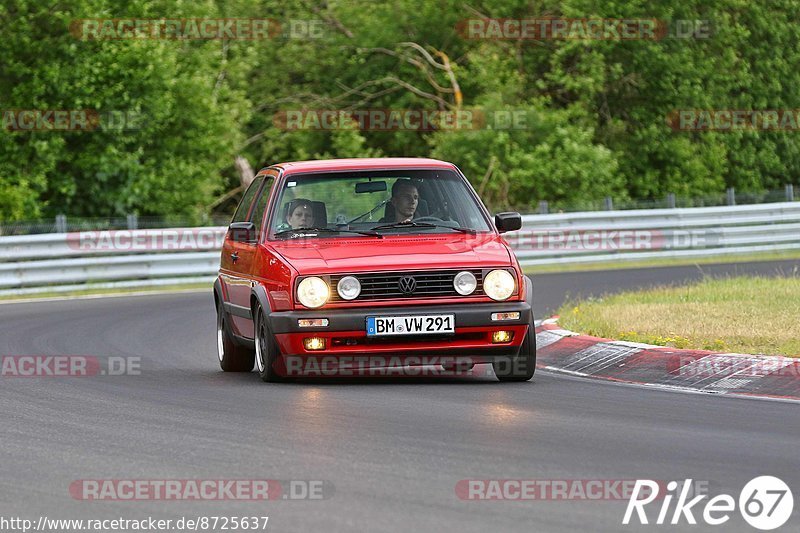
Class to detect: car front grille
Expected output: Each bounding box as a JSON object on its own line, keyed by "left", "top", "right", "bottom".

{"left": 329, "top": 269, "right": 484, "bottom": 302}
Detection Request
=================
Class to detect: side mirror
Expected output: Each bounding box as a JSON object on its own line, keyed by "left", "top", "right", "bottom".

{"left": 494, "top": 212, "right": 522, "bottom": 233}
{"left": 228, "top": 221, "right": 256, "bottom": 243}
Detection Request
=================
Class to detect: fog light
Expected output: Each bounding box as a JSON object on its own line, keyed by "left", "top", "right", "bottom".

{"left": 303, "top": 337, "right": 326, "bottom": 351}
{"left": 492, "top": 331, "right": 513, "bottom": 343}
{"left": 491, "top": 312, "right": 520, "bottom": 321}
{"left": 298, "top": 318, "right": 329, "bottom": 327}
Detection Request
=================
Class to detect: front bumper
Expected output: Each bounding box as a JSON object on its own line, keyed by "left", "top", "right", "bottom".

{"left": 268, "top": 301, "right": 531, "bottom": 361}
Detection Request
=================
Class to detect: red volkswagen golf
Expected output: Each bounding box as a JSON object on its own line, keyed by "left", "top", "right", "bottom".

{"left": 214, "top": 158, "right": 534, "bottom": 382}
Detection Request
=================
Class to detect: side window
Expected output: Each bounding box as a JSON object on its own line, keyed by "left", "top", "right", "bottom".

{"left": 250, "top": 176, "right": 275, "bottom": 240}
{"left": 231, "top": 176, "right": 264, "bottom": 223}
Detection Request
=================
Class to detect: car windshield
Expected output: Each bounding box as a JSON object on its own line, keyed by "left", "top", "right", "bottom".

{"left": 269, "top": 169, "right": 492, "bottom": 238}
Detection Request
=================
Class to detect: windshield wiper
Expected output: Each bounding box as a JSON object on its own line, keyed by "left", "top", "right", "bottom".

{"left": 273, "top": 227, "right": 382, "bottom": 239}
{"left": 370, "top": 221, "right": 477, "bottom": 234}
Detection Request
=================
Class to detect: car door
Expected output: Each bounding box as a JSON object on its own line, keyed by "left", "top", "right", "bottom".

{"left": 233, "top": 170, "right": 279, "bottom": 337}
{"left": 219, "top": 174, "right": 267, "bottom": 337}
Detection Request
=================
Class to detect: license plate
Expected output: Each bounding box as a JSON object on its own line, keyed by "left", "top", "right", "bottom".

{"left": 366, "top": 314, "right": 455, "bottom": 336}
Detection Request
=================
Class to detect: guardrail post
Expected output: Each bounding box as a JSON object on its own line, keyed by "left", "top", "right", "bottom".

{"left": 667, "top": 193, "right": 676, "bottom": 208}
{"left": 786, "top": 184, "right": 795, "bottom": 202}
{"left": 538, "top": 200, "right": 549, "bottom": 214}
{"left": 604, "top": 196, "right": 613, "bottom": 211}
{"left": 127, "top": 214, "right": 138, "bottom": 230}
{"left": 55, "top": 214, "right": 67, "bottom": 233}
{"left": 726, "top": 187, "right": 736, "bottom": 206}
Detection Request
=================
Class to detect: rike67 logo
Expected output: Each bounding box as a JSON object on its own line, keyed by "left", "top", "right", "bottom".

{"left": 624, "top": 476, "right": 793, "bottom": 530}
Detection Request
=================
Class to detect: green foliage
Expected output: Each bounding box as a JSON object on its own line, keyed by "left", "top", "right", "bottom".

{"left": 0, "top": 0, "right": 252, "bottom": 220}
{"left": 430, "top": 105, "right": 623, "bottom": 209}
{"left": 1, "top": 0, "right": 799, "bottom": 220}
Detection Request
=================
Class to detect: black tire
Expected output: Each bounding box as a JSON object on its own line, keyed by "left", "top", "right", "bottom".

{"left": 493, "top": 319, "right": 536, "bottom": 382}
{"left": 216, "top": 301, "right": 255, "bottom": 372}
{"left": 254, "top": 306, "right": 286, "bottom": 382}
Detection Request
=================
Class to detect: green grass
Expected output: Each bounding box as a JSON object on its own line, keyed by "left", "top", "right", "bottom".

{"left": 557, "top": 276, "right": 800, "bottom": 357}
{"left": 522, "top": 249, "right": 800, "bottom": 274}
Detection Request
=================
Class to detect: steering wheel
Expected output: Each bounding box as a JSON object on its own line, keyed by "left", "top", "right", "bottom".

{"left": 412, "top": 216, "right": 445, "bottom": 223}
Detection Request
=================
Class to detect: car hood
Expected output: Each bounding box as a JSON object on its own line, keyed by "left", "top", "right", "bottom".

{"left": 269, "top": 232, "right": 513, "bottom": 274}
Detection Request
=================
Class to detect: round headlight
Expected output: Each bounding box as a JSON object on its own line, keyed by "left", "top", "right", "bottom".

{"left": 337, "top": 276, "right": 361, "bottom": 300}
{"left": 453, "top": 271, "right": 477, "bottom": 296}
{"left": 296, "top": 276, "right": 329, "bottom": 308}
{"left": 483, "top": 269, "right": 515, "bottom": 301}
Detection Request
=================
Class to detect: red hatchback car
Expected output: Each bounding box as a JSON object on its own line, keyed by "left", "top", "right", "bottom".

{"left": 213, "top": 158, "right": 535, "bottom": 382}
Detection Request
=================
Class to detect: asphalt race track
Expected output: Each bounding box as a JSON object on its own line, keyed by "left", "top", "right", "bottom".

{"left": 2, "top": 261, "right": 799, "bottom": 533}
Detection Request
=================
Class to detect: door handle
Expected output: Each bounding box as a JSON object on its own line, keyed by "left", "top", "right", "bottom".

{"left": 230, "top": 252, "right": 239, "bottom": 263}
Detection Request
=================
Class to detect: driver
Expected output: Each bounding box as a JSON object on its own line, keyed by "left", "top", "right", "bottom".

{"left": 381, "top": 179, "right": 419, "bottom": 223}
{"left": 286, "top": 198, "right": 315, "bottom": 229}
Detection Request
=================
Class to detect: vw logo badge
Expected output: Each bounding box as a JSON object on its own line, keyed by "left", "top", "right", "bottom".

{"left": 398, "top": 276, "right": 416, "bottom": 295}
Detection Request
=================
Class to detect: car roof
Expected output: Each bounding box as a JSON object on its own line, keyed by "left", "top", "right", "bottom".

{"left": 263, "top": 157, "right": 456, "bottom": 175}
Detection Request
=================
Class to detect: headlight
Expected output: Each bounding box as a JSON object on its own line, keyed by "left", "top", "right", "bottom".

{"left": 453, "top": 271, "right": 477, "bottom": 296}
{"left": 296, "top": 277, "right": 329, "bottom": 308}
{"left": 337, "top": 276, "right": 361, "bottom": 300}
{"left": 483, "top": 269, "right": 515, "bottom": 301}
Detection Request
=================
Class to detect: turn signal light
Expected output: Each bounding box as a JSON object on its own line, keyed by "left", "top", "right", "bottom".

{"left": 298, "top": 319, "right": 329, "bottom": 327}
{"left": 491, "top": 312, "right": 520, "bottom": 321}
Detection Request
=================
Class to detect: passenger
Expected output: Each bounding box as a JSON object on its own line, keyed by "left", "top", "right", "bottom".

{"left": 286, "top": 199, "right": 315, "bottom": 229}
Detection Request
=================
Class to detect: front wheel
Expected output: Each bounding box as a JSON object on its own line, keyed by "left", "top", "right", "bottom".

{"left": 493, "top": 324, "right": 536, "bottom": 382}
{"left": 216, "top": 302, "right": 255, "bottom": 372}
{"left": 254, "top": 306, "right": 287, "bottom": 382}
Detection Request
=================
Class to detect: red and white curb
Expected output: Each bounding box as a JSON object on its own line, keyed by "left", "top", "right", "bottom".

{"left": 534, "top": 318, "right": 800, "bottom": 402}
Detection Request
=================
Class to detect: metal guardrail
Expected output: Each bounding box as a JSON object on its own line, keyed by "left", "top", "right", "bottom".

{"left": 0, "top": 202, "right": 798, "bottom": 296}
{"left": 0, "top": 227, "right": 226, "bottom": 261}
{"left": 510, "top": 202, "right": 800, "bottom": 265}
